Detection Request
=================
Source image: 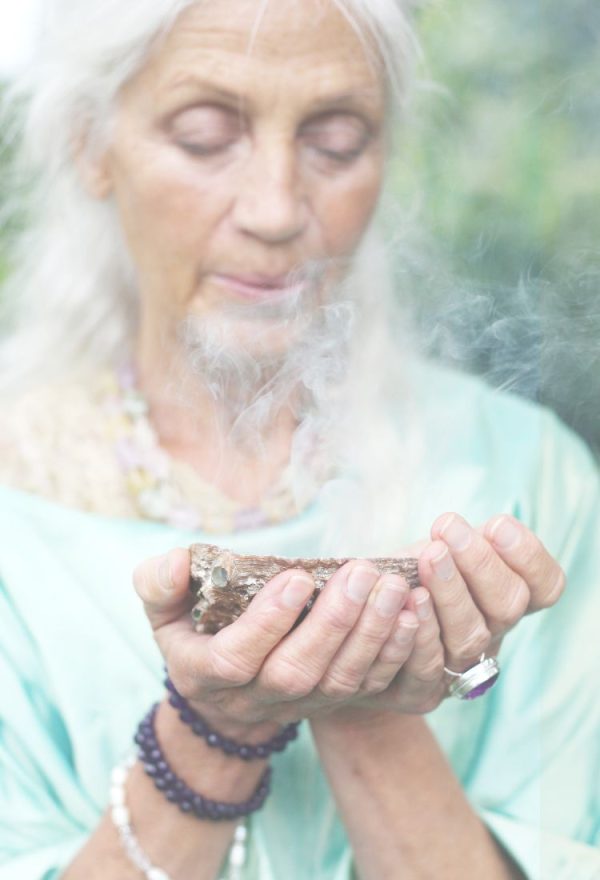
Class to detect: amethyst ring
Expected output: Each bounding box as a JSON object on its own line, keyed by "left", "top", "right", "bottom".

{"left": 444, "top": 653, "right": 500, "bottom": 700}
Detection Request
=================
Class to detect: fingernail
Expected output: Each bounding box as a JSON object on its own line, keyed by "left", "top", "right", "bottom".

{"left": 345, "top": 566, "right": 378, "bottom": 604}
{"left": 441, "top": 516, "right": 471, "bottom": 552}
{"left": 431, "top": 548, "right": 455, "bottom": 581}
{"left": 490, "top": 516, "right": 521, "bottom": 550}
{"left": 158, "top": 555, "right": 174, "bottom": 593}
{"left": 374, "top": 582, "right": 406, "bottom": 618}
{"left": 282, "top": 575, "right": 313, "bottom": 609}
{"left": 416, "top": 597, "right": 432, "bottom": 621}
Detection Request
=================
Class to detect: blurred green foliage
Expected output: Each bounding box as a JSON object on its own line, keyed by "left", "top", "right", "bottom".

{"left": 0, "top": 0, "right": 598, "bottom": 443}
{"left": 389, "top": 0, "right": 600, "bottom": 450}
{"left": 394, "top": 0, "right": 600, "bottom": 284}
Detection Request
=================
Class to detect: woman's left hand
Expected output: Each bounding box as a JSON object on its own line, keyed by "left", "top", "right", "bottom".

{"left": 318, "top": 512, "right": 566, "bottom": 719}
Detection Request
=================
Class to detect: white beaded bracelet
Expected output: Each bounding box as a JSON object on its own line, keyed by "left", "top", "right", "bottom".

{"left": 109, "top": 755, "right": 248, "bottom": 880}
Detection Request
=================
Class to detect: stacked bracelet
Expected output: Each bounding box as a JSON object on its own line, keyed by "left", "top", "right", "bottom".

{"left": 110, "top": 755, "right": 171, "bottom": 880}
{"left": 135, "top": 703, "right": 272, "bottom": 820}
{"left": 110, "top": 755, "right": 249, "bottom": 880}
{"left": 164, "top": 674, "right": 300, "bottom": 759}
{"left": 117, "top": 675, "right": 301, "bottom": 875}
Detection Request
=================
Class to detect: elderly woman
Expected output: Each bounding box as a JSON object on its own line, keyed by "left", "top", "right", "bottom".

{"left": 0, "top": 1, "right": 599, "bottom": 879}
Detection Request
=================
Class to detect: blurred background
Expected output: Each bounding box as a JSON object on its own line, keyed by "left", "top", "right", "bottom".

{"left": 392, "top": 0, "right": 600, "bottom": 454}
{"left": 1, "top": 0, "right": 599, "bottom": 449}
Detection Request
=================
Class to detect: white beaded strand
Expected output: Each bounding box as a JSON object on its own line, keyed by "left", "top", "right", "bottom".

{"left": 220, "top": 820, "right": 248, "bottom": 880}
{"left": 110, "top": 756, "right": 171, "bottom": 880}
{"left": 110, "top": 755, "right": 248, "bottom": 880}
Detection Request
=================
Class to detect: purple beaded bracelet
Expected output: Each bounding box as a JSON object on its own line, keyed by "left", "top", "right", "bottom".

{"left": 164, "top": 674, "right": 300, "bottom": 760}
{"left": 134, "top": 703, "right": 272, "bottom": 821}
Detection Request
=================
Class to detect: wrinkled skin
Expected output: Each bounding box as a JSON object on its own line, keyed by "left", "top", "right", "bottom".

{"left": 134, "top": 511, "right": 564, "bottom": 728}
{"left": 86, "top": 0, "right": 565, "bottom": 725}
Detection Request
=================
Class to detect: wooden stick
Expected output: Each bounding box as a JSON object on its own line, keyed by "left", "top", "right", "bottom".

{"left": 189, "top": 543, "right": 420, "bottom": 634}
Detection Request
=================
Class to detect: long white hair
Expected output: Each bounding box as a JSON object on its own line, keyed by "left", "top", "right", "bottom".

{"left": 0, "top": 0, "right": 417, "bottom": 394}
{"left": 0, "top": 0, "right": 424, "bottom": 555}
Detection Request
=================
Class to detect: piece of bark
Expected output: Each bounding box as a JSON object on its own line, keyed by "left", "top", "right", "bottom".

{"left": 189, "top": 543, "right": 420, "bottom": 634}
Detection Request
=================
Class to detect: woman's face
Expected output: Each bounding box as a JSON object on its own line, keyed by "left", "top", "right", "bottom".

{"left": 93, "top": 0, "right": 387, "bottom": 353}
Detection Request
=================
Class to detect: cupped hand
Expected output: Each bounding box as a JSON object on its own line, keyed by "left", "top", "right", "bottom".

{"left": 332, "top": 512, "right": 566, "bottom": 719}
{"left": 133, "top": 513, "right": 566, "bottom": 730}
{"left": 133, "top": 550, "right": 420, "bottom": 731}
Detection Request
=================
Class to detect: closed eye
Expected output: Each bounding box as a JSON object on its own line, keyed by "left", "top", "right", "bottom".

{"left": 314, "top": 145, "right": 368, "bottom": 164}
{"left": 300, "top": 112, "right": 372, "bottom": 164}
{"left": 169, "top": 104, "right": 242, "bottom": 156}
{"left": 178, "top": 141, "right": 236, "bottom": 157}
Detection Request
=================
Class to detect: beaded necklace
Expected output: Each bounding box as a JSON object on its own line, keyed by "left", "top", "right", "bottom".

{"left": 101, "top": 360, "right": 309, "bottom": 877}
{"left": 99, "top": 362, "right": 324, "bottom": 533}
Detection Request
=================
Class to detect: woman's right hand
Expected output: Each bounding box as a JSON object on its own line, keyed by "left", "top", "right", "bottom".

{"left": 132, "top": 548, "right": 424, "bottom": 733}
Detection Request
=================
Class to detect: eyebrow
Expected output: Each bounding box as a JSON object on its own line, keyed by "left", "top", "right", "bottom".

{"left": 163, "top": 74, "right": 381, "bottom": 114}
{"left": 165, "top": 76, "right": 241, "bottom": 103}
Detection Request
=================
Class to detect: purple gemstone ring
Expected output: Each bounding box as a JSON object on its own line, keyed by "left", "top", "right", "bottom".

{"left": 444, "top": 654, "right": 500, "bottom": 700}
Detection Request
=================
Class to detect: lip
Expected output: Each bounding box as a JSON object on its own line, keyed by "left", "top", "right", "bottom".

{"left": 212, "top": 272, "right": 304, "bottom": 301}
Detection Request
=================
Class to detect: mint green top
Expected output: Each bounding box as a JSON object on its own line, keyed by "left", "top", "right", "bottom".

{"left": 1, "top": 369, "right": 600, "bottom": 880}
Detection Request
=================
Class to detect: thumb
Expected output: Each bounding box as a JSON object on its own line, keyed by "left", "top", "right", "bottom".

{"left": 133, "top": 547, "right": 192, "bottom": 631}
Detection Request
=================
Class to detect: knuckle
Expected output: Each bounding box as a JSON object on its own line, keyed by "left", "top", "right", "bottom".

{"left": 439, "top": 586, "right": 467, "bottom": 614}
{"left": 543, "top": 566, "right": 567, "bottom": 607}
{"left": 379, "top": 642, "right": 411, "bottom": 664}
{"left": 360, "top": 674, "right": 389, "bottom": 696}
{"left": 209, "top": 646, "right": 255, "bottom": 686}
{"left": 416, "top": 650, "right": 445, "bottom": 683}
{"left": 457, "top": 623, "right": 492, "bottom": 660}
{"left": 495, "top": 579, "right": 530, "bottom": 627}
{"left": 319, "top": 604, "right": 356, "bottom": 634}
{"left": 318, "top": 669, "right": 361, "bottom": 699}
{"left": 355, "top": 622, "right": 389, "bottom": 652}
{"left": 517, "top": 532, "right": 545, "bottom": 570}
{"left": 261, "top": 657, "right": 316, "bottom": 699}
{"left": 249, "top": 606, "right": 288, "bottom": 640}
{"left": 467, "top": 544, "right": 496, "bottom": 581}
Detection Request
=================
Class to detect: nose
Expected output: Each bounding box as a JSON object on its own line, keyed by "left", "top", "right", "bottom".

{"left": 232, "top": 136, "right": 308, "bottom": 245}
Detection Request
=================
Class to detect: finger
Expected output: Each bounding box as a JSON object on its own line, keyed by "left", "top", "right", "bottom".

{"left": 431, "top": 513, "right": 531, "bottom": 637}
{"left": 361, "top": 608, "right": 419, "bottom": 693}
{"left": 401, "top": 589, "right": 444, "bottom": 680}
{"left": 483, "top": 514, "right": 566, "bottom": 612}
{"left": 164, "top": 567, "right": 315, "bottom": 700}
{"left": 134, "top": 549, "right": 212, "bottom": 685}
{"left": 257, "top": 561, "right": 380, "bottom": 701}
{"left": 171, "top": 568, "right": 314, "bottom": 696}
{"left": 133, "top": 547, "right": 193, "bottom": 631}
{"left": 418, "top": 539, "right": 493, "bottom": 671}
{"left": 392, "top": 589, "right": 446, "bottom": 713}
{"left": 317, "top": 574, "right": 410, "bottom": 699}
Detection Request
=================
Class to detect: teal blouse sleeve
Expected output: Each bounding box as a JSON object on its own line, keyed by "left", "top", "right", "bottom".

{"left": 0, "top": 390, "right": 599, "bottom": 880}
{"left": 0, "top": 587, "right": 88, "bottom": 879}
{"left": 467, "top": 410, "right": 600, "bottom": 879}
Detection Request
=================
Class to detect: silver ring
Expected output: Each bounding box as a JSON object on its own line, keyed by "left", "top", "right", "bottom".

{"left": 443, "top": 653, "right": 500, "bottom": 700}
